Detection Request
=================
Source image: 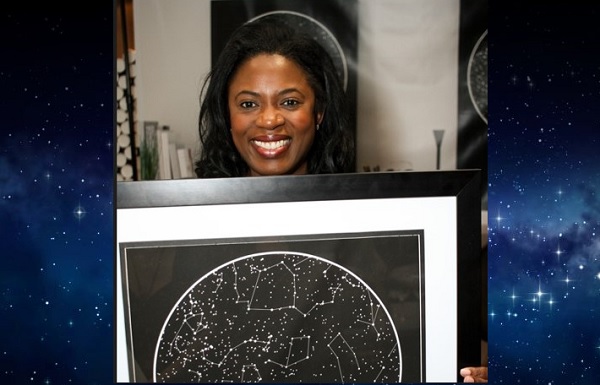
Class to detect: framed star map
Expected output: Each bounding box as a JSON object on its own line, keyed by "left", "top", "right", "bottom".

{"left": 115, "top": 170, "right": 481, "bottom": 383}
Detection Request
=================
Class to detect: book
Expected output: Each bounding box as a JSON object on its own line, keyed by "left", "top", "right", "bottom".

{"left": 156, "top": 127, "right": 171, "bottom": 179}
{"left": 169, "top": 143, "right": 181, "bottom": 179}
{"left": 177, "top": 148, "right": 194, "bottom": 178}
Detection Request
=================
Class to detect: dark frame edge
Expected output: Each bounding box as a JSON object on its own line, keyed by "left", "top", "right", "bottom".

{"left": 456, "top": 170, "right": 483, "bottom": 380}
{"left": 117, "top": 170, "right": 481, "bottom": 209}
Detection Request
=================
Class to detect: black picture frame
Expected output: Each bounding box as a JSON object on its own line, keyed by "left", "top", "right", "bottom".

{"left": 115, "top": 170, "right": 481, "bottom": 383}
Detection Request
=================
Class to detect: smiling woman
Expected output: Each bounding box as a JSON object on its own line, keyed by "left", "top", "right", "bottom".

{"left": 195, "top": 17, "right": 355, "bottom": 178}
{"left": 228, "top": 53, "right": 321, "bottom": 176}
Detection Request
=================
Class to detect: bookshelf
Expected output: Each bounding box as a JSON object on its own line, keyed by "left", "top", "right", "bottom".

{"left": 116, "top": 0, "right": 195, "bottom": 181}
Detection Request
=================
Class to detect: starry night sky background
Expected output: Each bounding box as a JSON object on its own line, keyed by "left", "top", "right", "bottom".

{"left": 1, "top": 2, "right": 599, "bottom": 385}
{"left": 487, "top": 2, "right": 600, "bottom": 385}
{"left": 1, "top": 3, "right": 113, "bottom": 385}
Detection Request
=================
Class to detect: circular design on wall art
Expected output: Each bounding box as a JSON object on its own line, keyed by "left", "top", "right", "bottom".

{"left": 153, "top": 251, "right": 401, "bottom": 383}
{"left": 248, "top": 11, "right": 349, "bottom": 91}
{"left": 467, "top": 30, "right": 488, "bottom": 124}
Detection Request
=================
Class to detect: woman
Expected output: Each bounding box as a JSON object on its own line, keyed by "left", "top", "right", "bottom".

{"left": 195, "top": 17, "right": 355, "bottom": 177}
{"left": 195, "top": 16, "right": 486, "bottom": 383}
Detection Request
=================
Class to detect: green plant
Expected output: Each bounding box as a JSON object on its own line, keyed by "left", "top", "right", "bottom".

{"left": 139, "top": 139, "right": 158, "bottom": 180}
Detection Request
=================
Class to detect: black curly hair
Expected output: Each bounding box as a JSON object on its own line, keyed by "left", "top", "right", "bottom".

{"left": 195, "top": 17, "right": 355, "bottom": 178}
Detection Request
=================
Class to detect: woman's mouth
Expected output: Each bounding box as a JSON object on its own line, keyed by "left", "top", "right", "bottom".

{"left": 251, "top": 138, "right": 291, "bottom": 157}
{"left": 253, "top": 139, "right": 290, "bottom": 150}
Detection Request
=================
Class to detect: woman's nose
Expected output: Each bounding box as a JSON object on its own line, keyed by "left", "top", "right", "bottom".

{"left": 258, "top": 108, "right": 284, "bottom": 129}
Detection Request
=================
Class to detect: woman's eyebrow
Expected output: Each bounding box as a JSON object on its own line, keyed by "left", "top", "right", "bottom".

{"left": 278, "top": 88, "right": 304, "bottom": 97}
{"left": 233, "top": 88, "right": 305, "bottom": 99}
{"left": 233, "top": 90, "right": 260, "bottom": 98}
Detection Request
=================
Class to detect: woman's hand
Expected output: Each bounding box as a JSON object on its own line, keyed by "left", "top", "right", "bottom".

{"left": 460, "top": 366, "right": 488, "bottom": 383}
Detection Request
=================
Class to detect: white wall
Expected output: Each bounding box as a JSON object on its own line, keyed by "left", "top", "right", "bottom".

{"left": 132, "top": 0, "right": 211, "bottom": 159}
{"left": 132, "top": 0, "right": 459, "bottom": 172}
{"left": 356, "top": 0, "right": 459, "bottom": 171}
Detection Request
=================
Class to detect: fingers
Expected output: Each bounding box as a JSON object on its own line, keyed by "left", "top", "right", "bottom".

{"left": 460, "top": 368, "right": 474, "bottom": 383}
{"left": 460, "top": 366, "right": 488, "bottom": 383}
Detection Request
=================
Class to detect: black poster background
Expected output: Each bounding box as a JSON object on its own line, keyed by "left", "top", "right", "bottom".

{"left": 122, "top": 231, "right": 425, "bottom": 382}
{"left": 457, "top": 0, "right": 488, "bottom": 207}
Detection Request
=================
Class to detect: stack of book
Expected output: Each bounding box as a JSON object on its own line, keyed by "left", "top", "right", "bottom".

{"left": 141, "top": 121, "right": 195, "bottom": 180}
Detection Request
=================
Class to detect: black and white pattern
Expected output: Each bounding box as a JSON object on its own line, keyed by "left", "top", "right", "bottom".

{"left": 116, "top": 50, "right": 137, "bottom": 181}
{"left": 154, "top": 252, "right": 401, "bottom": 383}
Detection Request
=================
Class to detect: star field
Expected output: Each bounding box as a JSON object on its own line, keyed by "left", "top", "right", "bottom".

{"left": 1, "top": 3, "right": 113, "bottom": 385}
{"left": 154, "top": 252, "right": 401, "bottom": 383}
{"left": 488, "top": 3, "right": 600, "bottom": 384}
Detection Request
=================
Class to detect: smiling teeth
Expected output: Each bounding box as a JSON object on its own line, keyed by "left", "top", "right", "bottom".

{"left": 253, "top": 139, "right": 290, "bottom": 150}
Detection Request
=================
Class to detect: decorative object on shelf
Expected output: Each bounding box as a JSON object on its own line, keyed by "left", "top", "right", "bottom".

{"left": 177, "top": 148, "right": 195, "bottom": 178}
{"left": 156, "top": 125, "right": 172, "bottom": 180}
{"left": 433, "top": 129, "right": 445, "bottom": 170}
{"left": 116, "top": 50, "right": 137, "bottom": 181}
{"left": 116, "top": 0, "right": 138, "bottom": 181}
{"left": 140, "top": 122, "right": 195, "bottom": 180}
{"left": 139, "top": 121, "right": 159, "bottom": 180}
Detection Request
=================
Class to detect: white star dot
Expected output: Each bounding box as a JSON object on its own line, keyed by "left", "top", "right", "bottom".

{"left": 73, "top": 205, "right": 86, "bottom": 220}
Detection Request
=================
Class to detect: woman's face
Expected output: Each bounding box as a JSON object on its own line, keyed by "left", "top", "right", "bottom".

{"left": 228, "top": 54, "right": 321, "bottom": 176}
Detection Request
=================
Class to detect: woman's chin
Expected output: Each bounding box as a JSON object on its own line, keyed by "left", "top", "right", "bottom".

{"left": 248, "top": 161, "right": 307, "bottom": 176}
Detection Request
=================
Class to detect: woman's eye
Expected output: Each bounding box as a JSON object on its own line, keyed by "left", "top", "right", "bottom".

{"left": 240, "top": 101, "right": 256, "bottom": 109}
{"left": 282, "top": 99, "right": 300, "bottom": 107}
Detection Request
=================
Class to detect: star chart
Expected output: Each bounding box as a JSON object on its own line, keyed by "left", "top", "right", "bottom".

{"left": 153, "top": 252, "right": 401, "bottom": 383}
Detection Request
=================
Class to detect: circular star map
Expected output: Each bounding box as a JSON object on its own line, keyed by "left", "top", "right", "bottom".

{"left": 248, "top": 11, "right": 349, "bottom": 91}
{"left": 153, "top": 251, "right": 402, "bottom": 383}
{"left": 467, "top": 30, "right": 488, "bottom": 124}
